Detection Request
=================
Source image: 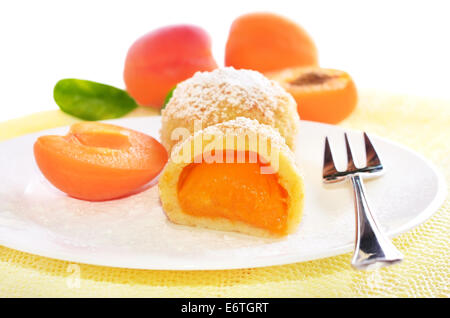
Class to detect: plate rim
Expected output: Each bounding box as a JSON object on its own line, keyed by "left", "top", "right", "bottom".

{"left": 0, "top": 117, "right": 447, "bottom": 270}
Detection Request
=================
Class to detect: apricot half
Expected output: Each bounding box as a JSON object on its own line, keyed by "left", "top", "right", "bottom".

{"left": 124, "top": 25, "right": 217, "bottom": 108}
{"left": 177, "top": 152, "right": 289, "bottom": 235}
{"left": 267, "top": 67, "right": 358, "bottom": 124}
{"left": 225, "top": 12, "right": 318, "bottom": 73}
{"left": 34, "top": 122, "right": 168, "bottom": 201}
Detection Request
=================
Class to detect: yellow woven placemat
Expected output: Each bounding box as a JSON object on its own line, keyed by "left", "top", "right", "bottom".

{"left": 0, "top": 91, "right": 448, "bottom": 297}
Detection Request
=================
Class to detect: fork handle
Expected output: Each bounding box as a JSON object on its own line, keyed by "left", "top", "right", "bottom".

{"left": 350, "top": 174, "right": 403, "bottom": 270}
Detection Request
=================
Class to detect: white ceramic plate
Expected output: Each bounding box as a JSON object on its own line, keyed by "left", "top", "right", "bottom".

{"left": 0, "top": 117, "right": 446, "bottom": 270}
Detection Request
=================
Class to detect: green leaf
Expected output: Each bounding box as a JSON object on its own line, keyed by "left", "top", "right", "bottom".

{"left": 161, "top": 85, "right": 176, "bottom": 112}
{"left": 54, "top": 79, "right": 138, "bottom": 121}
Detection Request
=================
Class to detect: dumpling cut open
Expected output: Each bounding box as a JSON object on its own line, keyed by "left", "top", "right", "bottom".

{"left": 158, "top": 117, "right": 304, "bottom": 238}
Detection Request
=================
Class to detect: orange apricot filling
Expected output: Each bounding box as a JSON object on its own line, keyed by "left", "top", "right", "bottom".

{"left": 177, "top": 151, "right": 288, "bottom": 235}
{"left": 34, "top": 122, "right": 168, "bottom": 201}
{"left": 267, "top": 66, "right": 358, "bottom": 124}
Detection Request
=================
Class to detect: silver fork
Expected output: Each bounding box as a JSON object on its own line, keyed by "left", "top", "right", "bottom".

{"left": 323, "top": 132, "right": 403, "bottom": 270}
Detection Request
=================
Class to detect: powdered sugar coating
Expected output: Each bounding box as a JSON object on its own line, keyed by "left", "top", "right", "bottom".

{"left": 171, "top": 117, "right": 296, "bottom": 166}
{"left": 161, "top": 67, "right": 299, "bottom": 153}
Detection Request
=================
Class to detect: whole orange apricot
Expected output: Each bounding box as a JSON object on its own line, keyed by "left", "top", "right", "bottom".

{"left": 124, "top": 25, "right": 217, "bottom": 108}
{"left": 34, "top": 122, "right": 168, "bottom": 201}
{"left": 225, "top": 13, "right": 318, "bottom": 73}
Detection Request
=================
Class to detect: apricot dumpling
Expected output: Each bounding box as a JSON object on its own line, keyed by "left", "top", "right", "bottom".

{"left": 160, "top": 67, "right": 299, "bottom": 154}
{"left": 158, "top": 117, "right": 304, "bottom": 237}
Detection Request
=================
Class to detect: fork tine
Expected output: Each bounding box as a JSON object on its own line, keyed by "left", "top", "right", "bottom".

{"left": 323, "top": 136, "right": 339, "bottom": 177}
{"left": 364, "top": 132, "right": 382, "bottom": 167}
{"left": 344, "top": 133, "right": 357, "bottom": 171}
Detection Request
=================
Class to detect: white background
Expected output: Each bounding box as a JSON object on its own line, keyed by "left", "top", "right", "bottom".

{"left": 0, "top": 0, "right": 449, "bottom": 122}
